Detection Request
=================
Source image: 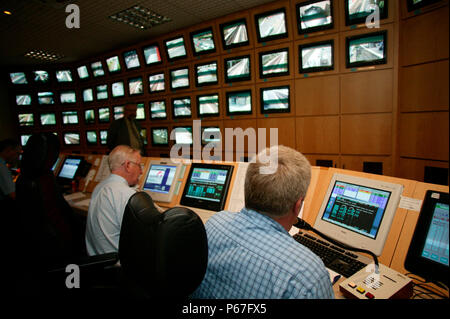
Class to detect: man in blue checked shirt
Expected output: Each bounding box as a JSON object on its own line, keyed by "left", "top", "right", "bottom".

{"left": 192, "top": 145, "right": 334, "bottom": 299}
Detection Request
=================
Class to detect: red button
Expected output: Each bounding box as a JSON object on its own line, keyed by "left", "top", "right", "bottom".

{"left": 365, "top": 292, "right": 375, "bottom": 299}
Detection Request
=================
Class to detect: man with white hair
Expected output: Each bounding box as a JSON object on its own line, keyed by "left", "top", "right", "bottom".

{"left": 85, "top": 145, "right": 146, "bottom": 255}
{"left": 192, "top": 145, "right": 334, "bottom": 299}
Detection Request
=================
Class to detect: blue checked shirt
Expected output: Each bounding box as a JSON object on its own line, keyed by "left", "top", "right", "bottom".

{"left": 192, "top": 208, "right": 334, "bottom": 299}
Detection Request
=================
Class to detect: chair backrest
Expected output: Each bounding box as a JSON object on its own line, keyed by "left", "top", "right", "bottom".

{"left": 119, "top": 192, "right": 208, "bottom": 298}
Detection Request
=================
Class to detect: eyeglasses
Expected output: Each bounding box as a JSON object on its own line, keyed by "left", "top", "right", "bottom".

{"left": 124, "top": 160, "right": 144, "bottom": 170}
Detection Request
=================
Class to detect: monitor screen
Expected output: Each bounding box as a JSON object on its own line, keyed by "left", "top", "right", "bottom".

{"left": 91, "top": 61, "right": 105, "bottom": 77}
{"left": 149, "top": 73, "right": 165, "bottom": 93}
{"left": 165, "top": 36, "right": 187, "bottom": 60}
{"left": 406, "top": 0, "right": 440, "bottom": 12}
{"left": 170, "top": 67, "right": 190, "bottom": 90}
{"left": 346, "top": 31, "right": 387, "bottom": 68}
{"left": 174, "top": 126, "right": 193, "bottom": 145}
{"left": 33, "top": 70, "right": 49, "bottom": 83}
{"left": 220, "top": 18, "right": 249, "bottom": 49}
{"left": 225, "top": 55, "right": 251, "bottom": 83}
{"left": 86, "top": 130, "right": 97, "bottom": 145}
{"left": 142, "top": 160, "right": 182, "bottom": 202}
{"left": 260, "top": 85, "right": 290, "bottom": 114}
{"left": 345, "top": 0, "right": 387, "bottom": 26}
{"left": 202, "top": 127, "right": 221, "bottom": 145}
{"left": 10, "top": 72, "right": 28, "bottom": 84}
{"left": 85, "top": 109, "right": 95, "bottom": 124}
{"left": 314, "top": 173, "right": 403, "bottom": 256}
{"left": 56, "top": 70, "right": 73, "bottom": 82}
{"left": 113, "top": 106, "right": 124, "bottom": 119}
{"left": 40, "top": 113, "right": 56, "bottom": 126}
{"left": 151, "top": 127, "right": 169, "bottom": 146}
{"left": 143, "top": 44, "right": 162, "bottom": 65}
{"left": 197, "top": 94, "right": 220, "bottom": 117}
{"left": 18, "top": 113, "right": 34, "bottom": 126}
{"left": 111, "top": 81, "right": 125, "bottom": 98}
{"left": 128, "top": 77, "right": 143, "bottom": 95}
{"left": 63, "top": 132, "right": 80, "bottom": 145}
{"left": 106, "top": 56, "right": 121, "bottom": 73}
{"left": 296, "top": 0, "right": 333, "bottom": 34}
{"left": 62, "top": 111, "right": 79, "bottom": 125}
{"left": 20, "top": 134, "right": 31, "bottom": 147}
{"left": 191, "top": 27, "right": 216, "bottom": 55}
{"left": 100, "top": 130, "right": 108, "bottom": 145}
{"left": 180, "top": 163, "right": 234, "bottom": 212}
{"left": 16, "top": 94, "right": 32, "bottom": 106}
{"left": 123, "top": 49, "right": 140, "bottom": 69}
{"left": 259, "top": 48, "right": 289, "bottom": 78}
{"left": 255, "top": 8, "right": 288, "bottom": 43}
{"left": 226, "top": 90, "right": 252, "bottom": 116}
{"left": 60, "top": 91, "right": 77, "bottom": 104}
{"left": 98, "top": 107, "right": 110, "bottom": 123}
{"left": 58, "top": 156, "right": 82, "bottom": 179}
{"left": 150, "top": 100, "right": 167, "bottom": 119}
{"left": 195, "top": 62, "right": 218, "bottom": 86}
{"left": 82, "top": 88, "right": 94, "bottom": 102}
{"left": 172, "top": 97, "right": 192, "bottom": 118}
{"left": 77, "top": 65, "right": 89, "bottom": 79}
{"left": 38, "top": 92, "right": 55, "bottom": 105}
{"left": 96, "top": 84, "right": 108, "bottom": 100}
{"left": 299, "top": 40, "right": 334, "bottom": 73}
{"left": 136, "top": 103, "right": 146, "bottom": 120}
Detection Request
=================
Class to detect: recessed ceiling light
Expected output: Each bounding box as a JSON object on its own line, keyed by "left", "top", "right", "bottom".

{"left": 3, "top": 10, "right": 12, "bottom": 15}
{"left": 24, "top": 49, "right": 64, "bottom": 62}
{"left": 109, "top": 5, "right": 171, "bottom": 30}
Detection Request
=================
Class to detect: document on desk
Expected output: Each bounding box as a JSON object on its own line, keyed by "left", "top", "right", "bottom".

{"left": 227, "top": 162, "right": 249, "bottom": 213}
{"left": 64, "top": 192, "right": 86, "bottom": 201}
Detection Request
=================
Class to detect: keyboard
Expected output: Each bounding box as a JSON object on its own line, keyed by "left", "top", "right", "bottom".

{"left": 293, "top": 231, "right": 367, "bottom": 278}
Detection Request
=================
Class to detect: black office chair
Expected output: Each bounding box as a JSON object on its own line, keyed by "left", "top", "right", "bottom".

{"left": 119, "top": 192, "right": 208, "bottom": 299}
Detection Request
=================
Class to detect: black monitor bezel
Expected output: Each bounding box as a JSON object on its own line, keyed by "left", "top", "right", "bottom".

{"left": 55, "top": 69, "right": 74, "bottom": 83}
{"left": 90, "top": 61, "right": 105, "bottom": 78}
{"left": 86, "top": 130, "right": 98, "bottom": 145}
{"left": 171, "top": 96, "right": 192, "bottom": 119}
{"left": 62, "top": 132, "right": 81, "bottom": 146}
{"left": 406, "top": 0, "right": 441, "bottom": 11}
{"left": 169, "top": 66, "right": 190, "bottom": 91}
{"left": 299, "top": 39, "right": 335, "bottom": 73}
{"left": 195, "top": 61, "right": 219, "bottom": 87}
{"left": 95, "top": 84, "right": 109, "bottom": 101}
{"left": 254, "top": 7, "right": 289, "bottom": 43}
{"left": 128, "top": 76, "right": 144, "bottom": 96}
{"left": 260, "top": 85, "right": 291, "bottom": 114}
{"left": 60, "top": 90, "right": 77, "bottom": 104}
{"left": 40, "top": 112, "right": 57, "bottom": 126}
{"left": 122, "top": 49, "right": 141, "bottom": 70}
{"left": 111, "top": 80, "right": 126, "bottom": 98}
{"left": 344, "top": 0, "right": 388, "bottom": 26}
{"left": 190, "top": 27, "right": 217, "bottom": 56}
{"left": 9, "top": 71, "right": 29, "bottom": 85}
{"left": 142, "top": 43, "right": 163, "bottom": 66}
{"left": 149, "top": 100, "right": 168, "bottom": 120}
{"left": 61, "top": 110, "right": 79, "bottom": 125}
{"left": 151, "top": 127, "right": 169, "bottom": 147}
{"left": 197, "top": 93, "right": 220, "bottom": 117}
{"left": 98, "top": 107, "right": 110, "bottom": 123}
{"left": 296, "top": 0, "right": 334, "bottom": 34}
{"left": 345, "top": 30, "right": 387, "bottom": 69}
{"left": 164, "top": 35, "right": 188, "bottom": 62}
{"left": 224, "top": 54, "right": 251, "bottom": 83}
{"left": 105, "top": 55, "right": 122, "bottom": 74}
{"left": 219, "top": 18, "right": 250, "bottom": 50}
{"left": 226, "top": 89, "right": 253, "bottom": 116}
{"left": 148, "top": 72, "right": 166, "bottom": 93}
{"left": 258, "top": 47, "right": 290, "bottom": 79}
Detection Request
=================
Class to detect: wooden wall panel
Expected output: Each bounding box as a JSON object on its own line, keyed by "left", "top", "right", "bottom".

{"left": 295, "top": 116, "right": 339, "bottom": 154}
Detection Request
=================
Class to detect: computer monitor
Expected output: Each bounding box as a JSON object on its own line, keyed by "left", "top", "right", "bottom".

{"left": 77, "top": 65, "right": 89, "bottom": 79}
{"left": 255, "top": 8, "right": 288, "bottom": 43}
{"left": 143, "top": 43, "right": 162, "bottom": 65}
{"left": 85, "top": 109, "right": 95, "bottom": 124}
{"left": 195, "top": 61, "right": 218, "bottom": 86}
{"left": 58, "top": 156, "right": 83, "bottom": 180}
{"left": 296, "top": 0, "right": 333, "bottom": 34}
{"left": 406, "top": 0, "right": 440, "bottom": 12}
{"left": 56, "top": 69, "right": 73, "bottom": 82}
{"left": 106, "top": 55, "right": 121, "bottom": 73}
{"left": 197, "top": 93, "right": 220, "bottom": 117}
{"left": 226, "top": 89, "right": 252, "bottom": 116}
{"left": 260, "top": 85, "right": 290, "bottom": 114}
{"left": 86, "top": 130, "right": 98, "bottom": 145}
{"left": 96, "top": 84, "right": 108, "bottom": 100}
{"left": 33, "top": 70, "right": 49, "bottom": 83}
{"left": 9, "top": 72, "right": 28, "bottom": 84}
{"left": 201, "top": 127, "right": 221, "bottom": 145}
{"left": 220, "top": 18, "right": 249, "bottom": 50}
{"left": 180, "top": 163, "right": 234, "bottom": 212}
{"left": 128, "top": 77, "right": 143, "bottom": 95}
{"left": 344, "top": 0, "right": 387, "bottom": 26}
{"left": 170, "top": 67, "right": 190, "bottom": 90}
{"left": 141, "top": 159, "right": 183, "bottom": 203}
{"left": 18, "top": 113, "right": 34, "bottom": 127}
{"left": 259, "top": 48, "right": 289, "bottom": 78}
{"left": 98, "top": 107, "right": 110, "bottom": 123}
{"left": 151, "top": 127, "right": 169, "bottom": 146}
{"left": 148, "top": 72, "right": 165, "bottom": 93}
{"left": 299, "top": 40, "right": 334, "bottom": 73}
{"left": 172, "top": 97, "right": 192, "bottom": 119}
{"left": 40, "top": 113, "right": 56, "bottom": 126}
{"left": 60, "top": 90, "right": 77, "bottom": 104}
{"left": 225, "top": 55, "right": 251, "bottom": 83}
{"left": 111, "top": 81, "right": 125, "bottom": 98}
{"left": 173, "top": 126, "right": 193, "bottom": 145}
{"left": 405, "top": 190, "right": 449, "bottom": 285}
{"left": 82, "top": 88, "right": 94, "bottom": 102}
{"left": 313, "top": 173, "right": 404, "bottom": 256}
{"left": 91, "top": 61, "right": 105, "bottom": 77}
{"left": 62, "top": 111, "right": 79, "bottom": 125}
{"left": 164, "top": 36, "right": 187, "bottom": 61}
{"left": 150, "top": 100, "right": 167, "bottom": 120}
{"left": 63, "top": 132, "right": 80, "bottom": 145}
{"left": 190, "top": 27, "right": 216, "bottom": 56}
{"left": 346, "top": 31, "right": 387, "bottom": 68}
{"left": 123, "top": 49, "right": 141, "bottom": 70}
{"left": 16, "top": 94, "right": 32, "bottom": 106}
{"left": 38, "top": 92, "right": 55, "bottom": 105}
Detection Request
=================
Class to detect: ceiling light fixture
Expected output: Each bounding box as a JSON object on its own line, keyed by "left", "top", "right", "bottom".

{"left": 109, "top": 5, "right": 171, "bottom": 30}
{"left": 24, "top": 49, "right": 64, "bottom": 62}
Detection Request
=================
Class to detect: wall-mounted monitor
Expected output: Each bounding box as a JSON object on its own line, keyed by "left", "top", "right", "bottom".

{"left": 260, "top": 85, "right": 290, "bottom": 114}
{"left": 143, "top": 43, "right": 162, "bottom": 65}
{"left": 96, "top": 84, "right": 108, "bottom": 100}
{"left": 38, "top": 92, "right": 55, "bottom": 105}
{"left": 180, "top": 163, "right": 234, "bottom": 212}
{"left": 150, "top": 100, "right": 167, "bottom": 120}
{"left": 98, "top": 107, "right": 110, "bottom": 123}
{"left": 85, "top": 109, "right": 95, "bottom": 124}
{"left": 406, "top": 0, "right": 441, "bottom": 12}
{"left": 255, "top": 8, "right": 288, "bottom": 43}
{"left": 60, "top": 90, "right": 77, "bottom": 104}
{"left": 113, "top": 106, "right": 124, "bottom": 119}
{"left": 151, "top": 127, "right": 169, "bottom": 146}
{"left": 86, "top": 130, "right": 98, "bottom": 145}
{"left": 106, "top": 55, "right": 121, "bottom": 73}
{"left": 142, "top": 159, "right": 183, "bottom": 203}
{"left": 56, "top": 70, "right": 73, "bottom": 82}
{"left": 296, "top": 0, "right": 333, "bottom": 34}
{"left": 197, "top": 93, "right": 220, "bottom": 117}
{"left": 136, "top": 103, "right": 146, "bottom": 120}
{"left": 16, "top": 94, "right": 32, "bottom": 106}
{"left": 9, "top": 72, "right": 28, "bottom": 84}
{"left": 77, "top": 65, "right": 89, "bottom": 79}
{"left": 91, "top": 61, "right": 105, "bottom": 77}
{"left": 225, "top": 55, "right": 251, "bottom": 83}
{"left": 148, "top": 72, "right": 165, "bottom": 93}
{"left": 346, "top": 30, "right": 387, "bottom": 68}
{"left": 63, "top": 132, "right": 80, "bottom": 145}
{"left": 140, "top": 129, "right": 147, "bottom": 145}
{"left": 190, "top": 27, "right": 216, "bottom": 56}
{"left": 111, "top": 81, "right": 125, "bottom": 98}
{"left": 259, "top": 48, "right": 289, "bottom": 78}
{"left": 202, "top": 127, "right": 221, "bottom": 145}
{"left": 195, "top": 61, "right": 218, "bottom": 86}
{"left": 220, "top": 18, "right": 249, "bottom": 50}
{"left": 299, "top": 40, "right": 334, "bottom": 73}
{"left": 82, "top": 88, "right": 94, "bottom": 102}
{"left": 226, "top": 90, "right": 252, "bottom": 116}
{"left": 99, "top": 130, "right": 108, "bottom": 145}
{"left": 164, "top": 36, "right": 187, "bottom": 61}
{"left": 344, "top": 0, "right": 387, "bottom": 26}
{"left": 128, "top": 76, "right": 143, "bottom": 95}
{"left": 172, "top": 97, "right": 192, "bottom": 119}
{"left": 18, "top": 113, "right": 34, "bottom": 126}
{"left": 62, "top": 111, "right": 79, "bottom": 125}
{"left": 173, "top": 126, "right": 193, "bottom": 145}
{"left": 40, "top": 112, "right": 56, "bottom": 126}
{"left": 20, "top": 134, "right": 31, "bottom": 147}
{"left": 123, "top": 49, "right": 141, "bottom": 70}
{"left": 33, "top": 70, "right": 49, "bottom": 83}
{"left": 170, "top": 67, "right": 190, "bottom": 90}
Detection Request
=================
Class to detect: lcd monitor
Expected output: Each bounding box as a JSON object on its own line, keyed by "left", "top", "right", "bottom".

{"left": 226, "top": 90, "right": 252, "bottom": 116}
{"left": 91, "top": 61, "right": 105, "bottom": 77}
{"left": 123, "top": 49, "right": 140, "bottom": 69}
{"left": 96, "top": 84, "right": 108, "bottom": 100}
{"left": 77, "top": 65, "right": 89, "bottom": 79}
{"left": 16, "top": 94, "right": 32, "bottom": 106}
{"left": 197, "top": 94, "right": 220, "bottom": 117}
{"left": 9, "top": 72, "right": 28, "bottom": 84}
{"left": 191, "top": 27, "right": 216, "bottom": 55}
{"left": 406, "top": 0, "right": 441, "bottom": 11}
{"left": 40, "top": 113, "right": 56, "bottom": 126}
{"left": 136, "top": 103, "right": 146, "bottom": 120}
{"left": 98, "top": 107, "right": 110, "bottom": 123}
{"left": 173, "top": 126, "right": 193, "bottom": 145}
{"left": 63, "top": 132, "right": 80, "bottom": 145}
{"left": 180, "top": 163, "right": 234, "bottom": 212}
{"left": 150, "top": 100, "right": 167, "bottom": 119}
{"left": 259, "top": 48, "right": 289, "bottom": 78}
{"left": 38, "top": 92, "right": 55, "bottom": 105}
{"left": 151, "top": 127, "right": 169, "bottom": 146}
{"left": 195, "top": 62, "right": 218, "bottom": 86}
{"left": 345, "top": 0, "right": 387, "bottom": 26}
{"left": 86, "top": 131, "right": 98, "bottom": 145}
{"left": 165, "top": 36, "right": 187, "bottom": 61}
{"left": 60, "top": 91, "right": 77, "bottom": 104}
{"left": 111, "top": 81, "right": 125, "bottom": 97}
{"left": 106, "top": 56, "right": 121, "bottom": 73}
{"left": 346, "top": 31, "right": 387, "bottom": 68}
{"left": 85, "top": 109, "right": 95, "bottom": 124}
{"left": 82, "top": 88, "right": 94, "bottom": 102}
{"left": 56, "top": 70, "right": 73, "bottom": 82}
{"left": 62, "top": 111, "right": 79, "bottom": 125}
{"left": 18, "top": 113, "right": 34, "bottom": 126}
{"left": 140, "top": 129, "right": 147, "bottom": 145}
{"left": 172, "top": 97, "right": 192, "bottom": 118}
{"left": 260, "top": 85, "right": 290, "bottom": 114}
{"left": 113, "top": 106, "right": 124, "bottom": 119}
{"left": 148, "top": 73, "right": 165, "bottom": 93}
{"left": 296, "top": 0, "right": 333, "bottom": 34}
{"left": 299, "top": 40, "right": 334, "bottom": 73}
{"left": 225, "top": 55, "right": 251, "bottom": 83}
{"left": 20, "top": 134, "right": 31, "bottom": 147}
{"left": 128, "top": 77, "right": 143, "bottom": 95}
{"left": 255, "top": 8, "right": 288, "bottom": 43}
{"left": 202, "top": 127, "right": 221, "bottom": 145}
{"left": 143, "top": 44, "right": 162, "bottom": 65}
{"left": 220, "top": 18, "right": 249, "bottom": 49}
{"left": 100, "top": 130, "right": 108, "bottom": 144}
{"left": 58, "top": 156, "right": 83, "bottom": 179}
{"left": 170, "top": 67, "right": 190, "bottom": 90}
{"left": 142, "top": 160, "right": 183, "bottom": 203}
{"left": 33, "top": 70, "right": 49, "bottom": 83}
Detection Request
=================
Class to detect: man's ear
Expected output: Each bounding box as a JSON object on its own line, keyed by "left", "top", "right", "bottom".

{"left": 293, "top": 197, "right": 304, "bottom": 218}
